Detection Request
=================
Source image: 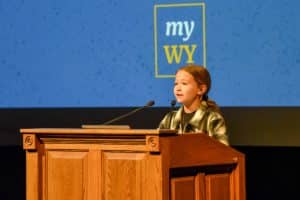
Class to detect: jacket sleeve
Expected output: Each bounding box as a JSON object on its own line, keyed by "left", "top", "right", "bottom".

{"left": 158, "top": 112, "right": 174, "bottom": 129}
{"left": 207, "top": 112, "right": 229, "bottom": 145}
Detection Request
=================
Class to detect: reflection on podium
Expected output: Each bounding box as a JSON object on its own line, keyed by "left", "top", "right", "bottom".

{"left": 21, "top": 128, "right": 245, "bottom": 200}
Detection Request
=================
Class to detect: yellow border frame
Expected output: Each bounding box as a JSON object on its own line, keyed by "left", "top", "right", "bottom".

{"left": 154, "top": 3, "right": 206, "bottom": 78}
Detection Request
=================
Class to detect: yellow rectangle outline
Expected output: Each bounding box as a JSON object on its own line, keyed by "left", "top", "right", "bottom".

{"left": 154, "top": 2, "right": 206, "bottom": 78}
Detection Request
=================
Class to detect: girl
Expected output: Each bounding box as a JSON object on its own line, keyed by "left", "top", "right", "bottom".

{"left": 159, "top": 64, "right": 228, "bottom": 145}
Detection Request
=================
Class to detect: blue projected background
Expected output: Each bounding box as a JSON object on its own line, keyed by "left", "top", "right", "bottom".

{"left": 0, "top": 0, "right": 299, "bottom": 107}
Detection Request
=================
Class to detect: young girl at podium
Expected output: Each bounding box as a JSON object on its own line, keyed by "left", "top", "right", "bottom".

{"left": 159, "top": 64, "right": 229, "bottom": 145}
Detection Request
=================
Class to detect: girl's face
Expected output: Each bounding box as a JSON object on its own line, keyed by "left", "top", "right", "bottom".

{"left": 174, "top": 70, "right": 205, "bottom": 108}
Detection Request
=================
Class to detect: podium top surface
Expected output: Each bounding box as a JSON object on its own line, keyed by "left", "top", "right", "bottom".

{"left": 20, "top": 128, "right": 177, "bottom": 136}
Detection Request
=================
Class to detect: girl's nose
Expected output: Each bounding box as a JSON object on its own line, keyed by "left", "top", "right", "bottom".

{"left": 175, "top": 85, "right": 181, "bottom": 91}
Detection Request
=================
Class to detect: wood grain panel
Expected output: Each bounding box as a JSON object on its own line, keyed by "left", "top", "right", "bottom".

{"left": 26, "top": 151, "right": 40, "bottom": 200}
{"left": 195, "top": 173, "right": 206, "bottom": 200}
{"left": 205, "top": 173, "right": 230, "bottom": 200}
{"left": 171, "top": 176, "right": 195, "bottom": 200}
{"left": 46, "top": 151, "right": 88, "bottom": 200}
{"left": 102, "top": 152, "right": 147, "bottom": 200}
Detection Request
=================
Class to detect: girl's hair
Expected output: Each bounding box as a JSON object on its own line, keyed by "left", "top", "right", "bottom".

{"left": 177, "top": 64, "right": 221, "bottom": 112}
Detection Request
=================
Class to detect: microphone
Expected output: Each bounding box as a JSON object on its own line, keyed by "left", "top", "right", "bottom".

{"left": 102, "top": 100, "right": 155, "bottom": 125}
{"left": 170, "top": 100, "right": 176, "bottom": 111}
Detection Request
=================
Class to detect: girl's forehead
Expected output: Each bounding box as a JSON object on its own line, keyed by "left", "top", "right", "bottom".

{"left": 175, "top": 70, "right": 194, "bottom": 80}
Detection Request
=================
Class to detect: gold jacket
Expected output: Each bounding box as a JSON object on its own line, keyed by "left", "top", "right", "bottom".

{"left": 158, "top": 101, "right": 229, "bottom": 145}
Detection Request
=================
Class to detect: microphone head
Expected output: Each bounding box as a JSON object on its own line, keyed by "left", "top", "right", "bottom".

{"left": 146, "top": 100, "right": 155, "bottom": 107}
{"left": 171, "top": 100, "right": 176, "bottom": 107}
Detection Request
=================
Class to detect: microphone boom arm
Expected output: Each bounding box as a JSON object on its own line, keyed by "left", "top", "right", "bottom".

{"left": 102, "top": 100, "right": 155, "bottom": 125}
{"left": 103, "top": 106, "right": 146, "bottom": 125}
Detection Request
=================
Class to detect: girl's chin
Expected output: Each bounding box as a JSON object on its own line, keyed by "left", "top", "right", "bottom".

{"left": 176, "top": 99, "right": 184, "bottom": 104}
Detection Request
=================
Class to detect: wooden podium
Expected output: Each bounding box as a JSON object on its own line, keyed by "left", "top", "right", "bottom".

{"left": 21, "top": 128, "right": 245, "bottom": 200}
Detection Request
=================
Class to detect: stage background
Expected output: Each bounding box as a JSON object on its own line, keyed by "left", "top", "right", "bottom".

{"left": 1, "top": 0, "right": 299, "bottom": 107}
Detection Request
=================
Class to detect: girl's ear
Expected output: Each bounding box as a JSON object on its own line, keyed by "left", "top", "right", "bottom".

{"left": 198, "top": 85, "right": 208, "bottom": 95}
